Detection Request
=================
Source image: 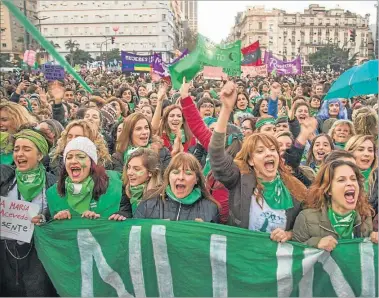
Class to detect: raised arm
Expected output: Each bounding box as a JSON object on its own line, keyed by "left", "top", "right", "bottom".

{"left": 151, "top": 82, "right": 168, "bottom": 134}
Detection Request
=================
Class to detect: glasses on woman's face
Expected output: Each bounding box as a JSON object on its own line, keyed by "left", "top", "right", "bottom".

{"left": 241, "top": 126, "right": 253, "bottom": 132}
{"left": 201, "top": 104, "right": 214, "bottom": 109}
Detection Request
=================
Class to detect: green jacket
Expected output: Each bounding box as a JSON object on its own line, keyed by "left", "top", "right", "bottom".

{"left": 46, "top": 170, "right": 122, "bottom": 218}
{"left": 292, "top": 207, "right": 373, "bottom": 248}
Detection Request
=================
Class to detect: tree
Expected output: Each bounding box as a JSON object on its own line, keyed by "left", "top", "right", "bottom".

{"left": 49, "top": 40, "right": 60, "bottom": 48}
{"left": 65, "top": 49, "right": 93, "bottom": 66}
{"left": 65, "top": 39, "right": 80, "bottom": 65}
{"left": 96, "top": 48, "right": 120, "bottom": 62}
{"left": 181, "top": 28, "right": 197, "bottom": 51}
{"left": 308, "top": 45, "right": 359, "bottom": 71}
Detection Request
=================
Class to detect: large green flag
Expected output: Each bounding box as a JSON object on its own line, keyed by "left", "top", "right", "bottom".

{"left": 34, "top": 218, "right": 377, "bottom": 297}
{"left": 197, "top": 34, "right": 242, "bottom": 76}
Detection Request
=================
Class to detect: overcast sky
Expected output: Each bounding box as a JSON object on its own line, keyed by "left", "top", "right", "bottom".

{"left": 198, "top": 1, "right": 377, "bottom": 43}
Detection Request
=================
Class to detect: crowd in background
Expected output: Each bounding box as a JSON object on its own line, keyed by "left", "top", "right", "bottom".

{"left": 0, "top": 67, "right": 378, "bottom": 296}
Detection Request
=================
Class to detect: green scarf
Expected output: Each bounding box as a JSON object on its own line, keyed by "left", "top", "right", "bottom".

{"left": 0, "top": 152, "right": 13, "bottom": 165}
{"left": 128, "top": 102, "right": 135, "bottom": 112}
{"left": 235, "top": 107, "right": 253, "bottom": 114}
{"left": 361, "top": 168, "right": 371, "bottom": 193}
{"left": 334, "top": 142, "right": 346, "bottom": 150}
{"left": 166, "top": 185, "right": 202, "bottom": 205}
{"left": 327, "top": 207, "right": 357, "bottom": 239}
{"left": 203, "top": 155, "right": 211, "bottom": 177}
{"left": 15, "top": 163, "right": 46, "bottom": 202}
{"left": 130, "top": 183, "right": 146, "bottom": 214}
{"left": 123, "top": 144, "right": 150, "bottom": 163}
{"left": 309, "top": 107, "right": 319, "bottom": 117}
{"left": 260, "top": 174, "right": 294, "bottom": 210}
{"left": 169, "top": 129, "right": 186, "bottom": 145}
{"left": 65, "top": 176, "right": 94, "bottom": 214}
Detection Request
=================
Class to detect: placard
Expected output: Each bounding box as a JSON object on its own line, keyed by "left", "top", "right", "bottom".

{"left": 241, "top": 65, "right": 268, "bottom": 77}
{"left": 0, "top": 197, "right": 39, "bottom": 243}
{"left": 43, "top": 64, "right": 65, "bottom": 81}
{"left": 203, "top": 66, "right": 227, "bottom": 80}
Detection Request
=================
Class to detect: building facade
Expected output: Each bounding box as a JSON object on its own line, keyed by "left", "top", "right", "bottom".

{"left": 0, "top": 0, "right": 38, "bottom": 58}
{"left": 179, "top": 0, "right": 198, "bottom": 33}
{"left": 36, "top": 0, "right": 182, "bottom": 61}
{"left": 228, "top": 4, "right": 372, "bottom": 66}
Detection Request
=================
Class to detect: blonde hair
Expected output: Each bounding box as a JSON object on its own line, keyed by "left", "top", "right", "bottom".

{"left": 0, "top": 102, "right": 35, "bottom": 133}
{"left": 234, "top": 133, "right": 308, "bottom": 203}
{"left": 345, "top": 135, "right": 378, "bottom": 188}
{"left": 328, "top": 119, "right": 355, "bottom": 141}
{"left": 145, "top": 152, "right": 219, "bottom": 206}
{"left": 122, "top": 148, "right": 162, "bottom": 197}
{"left": 52, "top": 120, "right": 111, "bottom": 166}
{"left": 352, "top": 106, "right": 378, "bottom": 136}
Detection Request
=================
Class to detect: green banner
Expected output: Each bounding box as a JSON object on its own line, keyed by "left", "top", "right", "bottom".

{"left": 34, "top": 218, "right": 377, "bottom": 297}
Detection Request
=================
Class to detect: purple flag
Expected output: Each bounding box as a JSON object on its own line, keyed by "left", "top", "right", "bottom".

{"left": 264, "top": 51, "right": 302, "bottom": 76}
{"left": 152, "top": 49, "right": 189, "bottom": 78}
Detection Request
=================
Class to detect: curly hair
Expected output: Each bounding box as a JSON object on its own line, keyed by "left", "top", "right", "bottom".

{"left": 0, "top": 101, "right": 36, "bottom": 133}
{"left": 52, "top": 120, "right": 111, "bottom": 166}
{"left": 306, "top": 160, "right": 374, "bottom": 218}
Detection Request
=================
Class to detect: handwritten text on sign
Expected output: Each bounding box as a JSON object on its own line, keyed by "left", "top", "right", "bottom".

{"left": 43, "top": 64, "right": 65, "bottom": 81}
{"left": 241, "top": 65, "right": 268, "bottom": 77}
{"left": 0, "top": 198, "right": 39, "bottom": 243}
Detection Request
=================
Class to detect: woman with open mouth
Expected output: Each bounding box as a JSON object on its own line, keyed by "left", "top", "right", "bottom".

{"left": 233, "top": 92, "right": 253, "bottom": 115}
{"left": 134, "top": 152, "right": 219, "bottom": 222}
{"left": 328, "top": 119, "right": 355, "bottom": 149}
{"left": 316, "top": 98, "right": 348, "bottom": 133}
{"left": 114, "top": 113, "right": 171, "bottom": 172}
{"left": 118, "top": 86, "right": 137, "bottom": 113}
{"left": 49, "top": 120, "right": 112, "bottom": 176}
{"left": 293, "top": 160, "right": 377, "bottom": 250}
{"left": 47, "top": 137, "right": 125, "bottom": 221}
{"left": 209, "top": 81, "right": 307, "bottom": 243}
{"left": 345, "top": 135, "right": 378, "bottom": 214}
{"left": 0, "top": 101, "right": 35, "bottom": 134}
{"left": 0, "top": 127, "right": 57, "bottom": 296}
{"left": 123, "top": 148, "right": 162, "bottom": 216}
{"left": 306, "top": 134, "right": 334, "bottom": 173}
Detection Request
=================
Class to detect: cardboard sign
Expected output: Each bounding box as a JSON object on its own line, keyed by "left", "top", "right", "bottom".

{"left": 241, "top": 65, "right": 268, "bottom": 77}
{"left": 43, "top": 64, "right": 65, "bottom": 81}
{"left": 0, "top": 197, "right": 39, "bottom": 243}
{"left": 203, "top": 66, "right": 227, "bottom": 80}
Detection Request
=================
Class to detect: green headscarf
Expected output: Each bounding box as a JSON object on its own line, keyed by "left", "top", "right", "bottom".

{"left": 14, "top": 129, "right": 49, "bottom": 156}
{"left": 361, "top": 168, "right": 371, "bottom": 193}
{"left": 255, "top": 117, "right": 276, "bottom": 130}
{"left": 123, "top": 144, "right": 150, "bottom": 163}
{"left": 166, "top": 185, "right": 202, "bottom": 205}
{"left": 327, "top": 207, "right": 356, "bottom": 239}
{"left": 16, "top": 163, "right": 46, "bottom": 202}
{"left": 130, "top": 183, "right": 146, "bottom": 214}
{"left": 260, "top": 174, "right": 294, "bottom": 210}
{"left": 169, "top": 129, "right": 186, "bottom": 144}
{"left": 65, "top": 176, "right": 94, "bottom": 214}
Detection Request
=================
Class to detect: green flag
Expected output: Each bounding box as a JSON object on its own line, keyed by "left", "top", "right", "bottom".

{"left": 34, "top": 218, "right": 378, "bottom": 297}
{"left": 197, "top": 34, "right": 241, "bottom": 76}
{"left": 169, "top": 49, "right": 203, "bottom": 90}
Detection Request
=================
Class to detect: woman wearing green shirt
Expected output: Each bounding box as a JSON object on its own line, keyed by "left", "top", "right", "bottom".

{"left": 47, "top": 137, "right": 124, "bottom": 220}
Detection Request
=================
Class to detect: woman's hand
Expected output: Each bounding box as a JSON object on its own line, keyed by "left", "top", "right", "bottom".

{"left": 157, "top": 81, "right": 168, "bottom": 102}
{"left": 49, "top": 81, "right": 64, "bottom": 103}
{"left": 370, "top": 231, "right": 378, "bottom": 244}
{"left": 171, "top": 130, "right": 184, "bottom": 156}
{"left": 220, "top": 81, "right": 237, "bottom": 112}
{"left": 317, "top": 235, "right": 338, "bottom": 252}
{"left": 82, "top": 211, "right": 100, "bottom": 219}
{"left": 180, "top": 77, "right": 190, "bottom": 99}
{"left": 108, "top": 213, "right": 127, "bottom": 221}
{"left": 31, "top": 214, "right": 45, "bottom": 226}
{"left": 54, "top": 210, "right": 72, "bottom": 220}
{"left": 270, "top": 228, "right": 292, "bottom": 243}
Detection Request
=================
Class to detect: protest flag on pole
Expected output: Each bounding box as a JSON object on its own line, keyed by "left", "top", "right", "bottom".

{"left": 241, "top": 41, "right": 263, "bottom": 66}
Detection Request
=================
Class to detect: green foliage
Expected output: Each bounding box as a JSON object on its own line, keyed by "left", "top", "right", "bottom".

{"left": 65, "top": 49, "right": 93, "bottom": 66}
{"left": 308, "top": 45, "right": 359, "bottom": 71}
{"left": 65, "top": 39, "right": 80, "bottom": 65}
{"left": 95, "top": 48, "right": 120, "bottom": 61}
{"left": 181, "top": 28, "right": 197, "bottom": 52}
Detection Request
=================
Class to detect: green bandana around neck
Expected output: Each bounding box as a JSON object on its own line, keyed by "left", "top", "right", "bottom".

{"left": 15, "top": 163, "right": 46, "bottom": 202}
{"left": 235, "top": 107, "right": 253, "bottom": 114}
{"left": 309, "top": 107, "right": 319, "bottom": 117}
{"left": 260, "top": 173, "right": 294, "bottom": 210}
{"left": 65, "top": 176, "right": 94, "bottom": 214}
{"left": 130, "top": 183, "right": 146, "bottom": 214}
{"left": 165, "top": 185, "right": 202, "bottom": 205}
{"left": 169, "top": 129, "right": 186, "bottom": 145}
{"left": 128, "top": 102, "right": 135, "bottom": 112}
{"left": 361, "top": 168, "right": 371, "bottom": 193}
{"left": 327, "top": 207, "right": 357, "bottom": 239}
{"left": 123, "top": 144, "right": 150, "bottom": 163}
{"left": 334, "top": 142, "right": 346, "bottom": 150}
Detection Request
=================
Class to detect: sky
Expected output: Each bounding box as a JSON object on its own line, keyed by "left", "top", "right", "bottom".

{"left": 198, "top": 1, "right": 377, "bottom": 43}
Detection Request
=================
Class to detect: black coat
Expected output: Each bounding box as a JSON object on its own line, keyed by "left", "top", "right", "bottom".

{"left": 134, "top": 193, "right": 220, "bottom": 223}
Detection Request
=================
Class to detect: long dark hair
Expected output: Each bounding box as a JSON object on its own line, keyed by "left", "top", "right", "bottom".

{"left": 57, "top": 159, "right": 109, "bottom": 201}
{"left": 252, "top": 98, "right": 268, "bottom": 117}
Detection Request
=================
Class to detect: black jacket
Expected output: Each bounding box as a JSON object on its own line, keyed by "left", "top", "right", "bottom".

{"left": 0, "top": 164, "right": 56, "bottom": 220}
{"left": 134, "top": 194, "right": 220, "bottom": 223}
{"left": 111, "top": 147, "right": 171, "bottom": 173}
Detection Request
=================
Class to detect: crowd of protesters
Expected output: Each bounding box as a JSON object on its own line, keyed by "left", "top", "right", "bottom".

{"left": 0, "top": 67, "right": 378, "bottom": 296}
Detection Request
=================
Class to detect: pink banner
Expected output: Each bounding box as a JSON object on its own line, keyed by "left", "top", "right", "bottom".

{"left": 241, "top": 65, "right": 268, "bottom": 77}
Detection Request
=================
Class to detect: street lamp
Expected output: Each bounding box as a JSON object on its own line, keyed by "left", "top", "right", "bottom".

{"left": 33, "top": 16, "right": 50, "bottom": 34}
